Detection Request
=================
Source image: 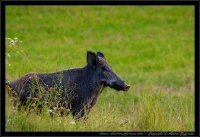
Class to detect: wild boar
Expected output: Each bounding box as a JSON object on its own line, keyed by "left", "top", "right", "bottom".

{"left": 6, "top": 51, "right": 130, "bottom": 119}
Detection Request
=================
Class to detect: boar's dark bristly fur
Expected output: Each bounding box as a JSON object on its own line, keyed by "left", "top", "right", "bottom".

{"left": 7, "top": 51, "right": 130, "bottom": 119}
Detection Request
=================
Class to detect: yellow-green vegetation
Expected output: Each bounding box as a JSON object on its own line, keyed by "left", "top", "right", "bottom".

{"left": 6, "top": 6, "right": 194, "bottom": 131}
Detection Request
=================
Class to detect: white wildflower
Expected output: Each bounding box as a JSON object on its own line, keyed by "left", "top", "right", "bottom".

{"left": 47, "top": 109, "right": 53, "bottom": 113}
{"left": 10, "top": 40, "right": 15, "bottom": 46}
{"left": 6, "top": 38, "right": 12, "bottom": 41}
{"left": 14, "top": 37, "right": 18, "bottom": 40}
{"left": 7, "top": 53, "right": 11, "bottom": 58}
{"left": 70, "top": 121, "right": 76, "bottom": 125}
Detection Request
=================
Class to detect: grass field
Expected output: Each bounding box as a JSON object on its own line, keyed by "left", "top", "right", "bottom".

{"left": 5, "top": 6, "right": 194, "bottom": 131}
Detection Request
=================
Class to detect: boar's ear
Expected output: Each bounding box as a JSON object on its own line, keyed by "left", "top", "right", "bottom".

{"left": 97, "top": 52, "right": 105, "bottom": 59}
{"left": 87, "top": 51, "right": 98, "bottom": 67}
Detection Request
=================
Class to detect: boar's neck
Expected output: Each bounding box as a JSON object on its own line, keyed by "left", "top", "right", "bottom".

{"left": 63, "top": 66, "right": 105, "bottom": 98}
{"left": 83, "top": 66, "right": 105, "bottom": 98}
{"left": 83, "top": 66, "right": 105, "bottom": 108}
{"left": 83, "top": 66, "right": 104, "bottom": 94}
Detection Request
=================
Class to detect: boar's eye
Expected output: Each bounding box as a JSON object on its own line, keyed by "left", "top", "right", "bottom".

{"left": 101, "top": 66, "right": 108, "bottom": 71}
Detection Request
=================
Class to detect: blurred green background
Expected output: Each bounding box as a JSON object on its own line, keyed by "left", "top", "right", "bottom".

{"left": 6, "top": 6, "right": 194, "bottom": 131}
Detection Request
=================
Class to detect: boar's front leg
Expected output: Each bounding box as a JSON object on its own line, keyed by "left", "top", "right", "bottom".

{"left": 71, "top": 102, "right": 86, "bottom": 120}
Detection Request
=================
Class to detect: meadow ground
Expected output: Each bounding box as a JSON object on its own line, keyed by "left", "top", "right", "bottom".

{"left": 5, "top": 6, "right": 194, "bottom": 131}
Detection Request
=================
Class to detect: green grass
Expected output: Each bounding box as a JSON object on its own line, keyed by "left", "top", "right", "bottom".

{"left": 6, "top": 6, "right": 194, "bottom": 131}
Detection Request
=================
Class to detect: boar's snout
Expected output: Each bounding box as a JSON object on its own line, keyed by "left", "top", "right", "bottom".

{"left": 110, "top": 80, "right": 130, "bottom": 92}
{"left": 123, "top": 84, "right": 130, "bottom": 91}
